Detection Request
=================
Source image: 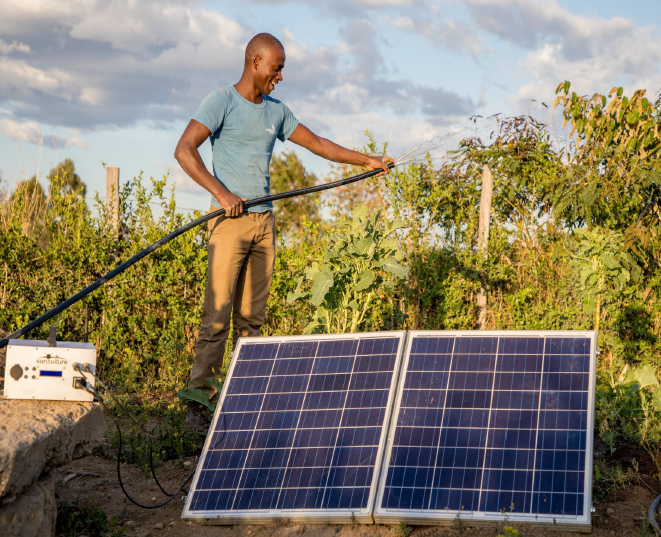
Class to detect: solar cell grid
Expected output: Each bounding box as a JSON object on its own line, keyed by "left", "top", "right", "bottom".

{"left": 375, "top": 331, "right": 595, "bottom": 529}
{"left": 183, "top": 332, "right": 406, "bottom": 523}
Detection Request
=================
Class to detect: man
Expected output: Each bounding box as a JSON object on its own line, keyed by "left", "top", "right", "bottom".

{"left": 174, "top": 33, "right": 393, "bottom": 400}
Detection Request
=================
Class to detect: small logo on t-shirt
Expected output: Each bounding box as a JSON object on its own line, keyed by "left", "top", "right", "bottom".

{"left": 266, "top": 124, "right": 277, "bottom": 135}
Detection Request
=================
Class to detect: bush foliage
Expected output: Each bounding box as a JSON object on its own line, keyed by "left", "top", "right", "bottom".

{"left": 2, "top": 82, "right": 661, "bottom": 461}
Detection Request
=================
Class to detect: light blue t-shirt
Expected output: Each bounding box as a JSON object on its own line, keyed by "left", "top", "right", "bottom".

{"left": 193, "top": 85, "right": 299, "bottom": 213}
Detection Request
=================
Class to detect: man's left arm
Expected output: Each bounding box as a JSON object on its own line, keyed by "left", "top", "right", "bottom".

{"left": 288, "top": 124, "right": 394, "bottom": 175}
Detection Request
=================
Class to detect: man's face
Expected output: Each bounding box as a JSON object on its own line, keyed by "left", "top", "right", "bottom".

{"left": 255, "top": 45, "right": 285, "bottom": 95}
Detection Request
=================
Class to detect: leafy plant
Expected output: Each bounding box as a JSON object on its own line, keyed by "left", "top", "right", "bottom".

{"left": 288, "top": 203, "right": 409, "bottom": 334}
{"left": 56, "top": 500, "right": 127, "bottom": 537}
{"left": 597, "top": 363, "right": 661, "bottom": 465}
{"left": 571, "top": 228, "right": 641, "bottom": 331}
{"left": 177, "top": 377, "right": 224, "bottom": 411}
{"left": 97, "top": 398, "right": 205, "bottom": 473}
{"left": 392, "top": 521, "right": 412, "bottom": 537}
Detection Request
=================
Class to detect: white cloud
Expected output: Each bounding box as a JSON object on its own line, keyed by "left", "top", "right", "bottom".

{"left": 69, "top": 3, "right": 244, "bottom": 54}
{"left": 0, "top": 118, "right": 90, "bottom": 149}
{"left": 390, "top": 15, "right": 481, "bottom": 57}
{"left": 62, "top": 136, "right": 90, "bottom": 150}
{"left": 0, "top": 58, "right": 66, "bottom": 96}
{"left": 79, "top": 87, "right": 106, "bottom": 106}
{"left": 0, "top": 38, "right": 31, "bottom": 54}
{"left": 0, "top": 118, "right": 41, "bottom": 143}
{"left": 463, "top": 0, "right": 661, "bottom": 111}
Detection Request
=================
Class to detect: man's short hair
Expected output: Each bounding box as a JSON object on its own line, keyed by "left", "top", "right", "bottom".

{"left": 245, "top": 33, "right": 284, "bottom": 63}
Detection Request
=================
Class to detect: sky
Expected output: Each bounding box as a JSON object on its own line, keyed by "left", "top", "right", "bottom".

{"left": 1, "top": 0, "right": 661, "bottom": 212}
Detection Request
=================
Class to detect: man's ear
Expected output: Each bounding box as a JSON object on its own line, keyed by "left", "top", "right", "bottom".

{"left": 253, "top": 54, "right": 260, "bottom": 70}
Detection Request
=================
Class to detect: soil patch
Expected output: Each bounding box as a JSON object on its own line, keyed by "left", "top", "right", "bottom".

{"left": 52, "top": 451, "right": 660, "bottom": 537}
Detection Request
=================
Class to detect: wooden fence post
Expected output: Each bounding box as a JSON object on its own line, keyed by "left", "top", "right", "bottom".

{"left": 106, "top": 167, "right": 120, "bottom": 237}
{"left": 477, "top": 165, "right": 494, "bottom": 329}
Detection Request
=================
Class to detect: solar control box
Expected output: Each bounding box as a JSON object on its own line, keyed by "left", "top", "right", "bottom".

{"left": 3, "top": 339, "right": 97, "bottom": 402}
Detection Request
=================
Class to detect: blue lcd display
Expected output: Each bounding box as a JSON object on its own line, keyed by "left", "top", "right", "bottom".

{"left": 39, "top": 370, "right": 63, "bottom": 377}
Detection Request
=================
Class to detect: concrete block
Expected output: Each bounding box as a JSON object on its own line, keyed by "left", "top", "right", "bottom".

{"left": 0, "top": 396, "right": 105, "bottom": 502}
{"left": 0, "top": 473, "right": 56, "bottom": 537}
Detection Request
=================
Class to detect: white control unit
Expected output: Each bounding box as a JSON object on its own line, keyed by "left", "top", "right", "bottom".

{"left": 4, "top": 339, "right": 97, "bottom": 402}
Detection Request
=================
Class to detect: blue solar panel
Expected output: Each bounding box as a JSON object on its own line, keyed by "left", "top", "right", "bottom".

{"left": 375, "top": 331, "right": 595, "bottom": 529}
{"left": 183, "top": 332, "right": 406, "bottom": 523}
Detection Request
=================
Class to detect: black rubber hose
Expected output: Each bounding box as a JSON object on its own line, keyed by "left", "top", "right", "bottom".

{"left": 649, "top": 492, "right": 661, "bottom": 535}
{"left": 0, "top": 162, "right": 394, "bottom": 348}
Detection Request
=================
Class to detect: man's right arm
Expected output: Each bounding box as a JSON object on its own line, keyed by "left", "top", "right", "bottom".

{"left": 174, "top": 119, "right": 245, "bottom": 217}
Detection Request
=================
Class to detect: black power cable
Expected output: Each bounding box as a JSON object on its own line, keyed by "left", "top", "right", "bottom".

{"left": 76, "top": 367, "right": 195, "bottom": 509}
{"left": 0, "top": 163, "right": 394, "bottom": 349}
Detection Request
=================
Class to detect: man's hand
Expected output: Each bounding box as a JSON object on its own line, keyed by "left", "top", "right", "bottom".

{"left": 363, "top": 156, "right": 395, "bottom": 176}
{"left": 215, "top": 191, "right": 248, "bottom": 217}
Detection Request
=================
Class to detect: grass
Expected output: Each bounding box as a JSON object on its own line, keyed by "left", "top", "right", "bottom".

{"left": 56, "top": 500, "right": 127, "bottom": 537}
{"left": 94, "top": 396, "right": 207, "bottom": 475}
{"left": 592, "top": 458, "right": 640, "bottom": 502}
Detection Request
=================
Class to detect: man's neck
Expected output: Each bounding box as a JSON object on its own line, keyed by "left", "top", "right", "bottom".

{"left": 234, "top": 79, "right": 263, "bottom": 104}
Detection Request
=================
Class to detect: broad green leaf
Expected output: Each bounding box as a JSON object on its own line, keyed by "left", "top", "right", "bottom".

{"left": 617, "top": 270, "right": 630, "bottom": 287}
{"left": 304, "top": 262, "right": 320, "bottom": 281}
{"left": 348, "top": 300, "right": 359, "bottom": 310}
{"left": 580, "top": 268, "right": 594, "bottom": 288}
{"left": 310, "top": 271, "right": 334, "bottom": 305}
{"left": 177, "top": 387, "right": 210, "bottom": 408}
{"left": 601, "top": 253, "right": 619, "bottom": 270}
{"left": 630, "top": 364, "right": 659, "bottom": 389}
{"left": 355, "top": 269, "right": 375, "bottom": 292}
{"left": 316, "top": 306, "right": 329, "bottom": 323}
{"left": 302, "top": 321, "right": 319, "bottom": 335}
{"left": 287, "top": 290, "right": 307, "bottom": 303}
{"left": 386, "top": 218, "right": 407, "bottom": 233}
{"left": 206, "top": 377, "right": 223, "bottom": 394}
{"left": 381, "top": 257, "right": 409, "bottom": 279}
{"left": 351, "top": 203, "right": 369, "bottom": 223}
{"left": 354, "top": 237, "right": 374, "bottom": 255}
{"left": 582, "top": 296, "right": 596, "bottom": 314}
{"left": 382, "top": 238, "right": 398, "bottom": 252}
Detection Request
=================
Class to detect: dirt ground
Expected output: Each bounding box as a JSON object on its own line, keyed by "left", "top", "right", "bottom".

{"left": 52, "top": 436, "right": 660, "bottom": 537}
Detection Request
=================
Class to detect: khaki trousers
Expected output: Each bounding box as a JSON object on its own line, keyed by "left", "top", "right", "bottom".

{"left": 189, "top": 208, "right": 276, "bottom": 394}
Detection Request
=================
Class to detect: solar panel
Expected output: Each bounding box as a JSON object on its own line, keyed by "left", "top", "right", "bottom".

{"left": 374, "top": 331, "right": 596, "bottom": 531}
{"left": 182, "top": 331, "right": 406, "bottom": 523}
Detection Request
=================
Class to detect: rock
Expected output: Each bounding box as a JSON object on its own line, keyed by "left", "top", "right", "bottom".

{"left": 154, "top": 522, "right": 164, "bottom": 530}
{"left": 607, "top": 507, "right": 615, "bottom": 515}
{"left": 0, "top": 473, "right": 56, "bottom": 537}
{"left": 168, "top": 520, "right": 176, "bottom": 526}
{"left": 183, "top": 460, "right": 192, "bottom": 467}
{"left": 0, "top": 396, "right": 105, "bottom": 501}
